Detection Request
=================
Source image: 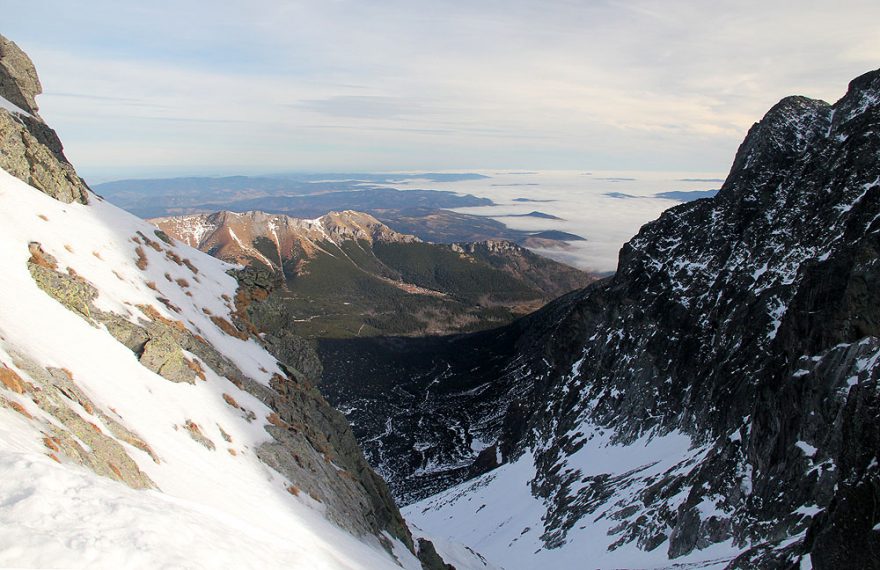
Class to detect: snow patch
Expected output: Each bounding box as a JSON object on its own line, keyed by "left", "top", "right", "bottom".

{"left": 795, "top": 441, "right": 818, "bottom": 457}
{"left": 0, "top": 95, "right": 33, "bottom": 117}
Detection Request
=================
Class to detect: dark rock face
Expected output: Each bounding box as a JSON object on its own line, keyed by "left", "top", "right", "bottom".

{"left": 324, "top": 70, "right": 880, "bottom": 566}
{"left": 416, "top": 538, "right": 455, "bottom": 570}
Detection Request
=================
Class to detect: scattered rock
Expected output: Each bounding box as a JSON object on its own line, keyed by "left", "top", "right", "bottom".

{"left": 8, "top": 352, "right": 154, "bottom": 489}
{"left": 417, "top": 538, "right": 456, "bottom": 570}
{"left": 184, "top": 420, "right": 215, "bottom": 451}
{"left": 0, "top": 365, "right": 25, "bottom": 393}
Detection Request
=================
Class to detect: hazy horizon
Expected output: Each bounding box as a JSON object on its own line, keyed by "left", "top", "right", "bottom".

{"left": 84, "top": 167, "right": 727, "bottom": 185}
{"left": 91, "top": 169, "right": 727, "bottom": 273}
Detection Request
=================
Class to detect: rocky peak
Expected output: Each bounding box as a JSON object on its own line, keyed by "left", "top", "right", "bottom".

{"left": 723, "top": 95, "right": 832, "bottom": 206}
{"left": 723, "top": 68, "right": 879, "bottom": 210}
{"left": 317, "top": 210, "right": 419, "bottom": 244}
{"left": 848, "top": 67, "right": 880, "bottom": 92}
{"left": 835, "top": 68, "right": 880, "bottom": 124}
{"left": 0, "top": 34, "right": 41, "bottom": 115}
{"left": 452, "top": 240, "right": 519, "bottom": 254}
{"left": 152, "top": 209, "right": 420, "bottom": 269}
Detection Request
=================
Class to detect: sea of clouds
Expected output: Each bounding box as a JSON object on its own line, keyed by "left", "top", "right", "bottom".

{"left": 389, "top": 170, "right": 726, "bottom": 273}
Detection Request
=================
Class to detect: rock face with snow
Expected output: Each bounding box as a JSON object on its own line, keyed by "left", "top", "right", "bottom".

{"left": 335, "top": 70, "right": 880, "bottom": 568}
{"left": 0, "top": 34, "right": 484, "bottom": 570}
{"left": 319, "top": 322, "right": 532, "bottom": 504}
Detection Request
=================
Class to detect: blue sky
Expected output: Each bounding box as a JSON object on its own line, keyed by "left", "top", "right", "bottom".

{"left": 4, "top": 0, "right": 879, "bottom": 181}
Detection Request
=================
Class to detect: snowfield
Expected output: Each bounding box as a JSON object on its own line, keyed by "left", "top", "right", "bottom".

{"left": 0, "top": 168, "right": 428, "bottom": 569}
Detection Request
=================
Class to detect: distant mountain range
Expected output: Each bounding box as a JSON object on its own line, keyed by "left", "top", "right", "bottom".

{"left": 97, "top": 175, "right": 591, "bottom": 248}
{"left": 152, "top": 210, "right": 597, "bottom": 338}
{"left": 95, "top": 175, "right": 492, "bottom": 219}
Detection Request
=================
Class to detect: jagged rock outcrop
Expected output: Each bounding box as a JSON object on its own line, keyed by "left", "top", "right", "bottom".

{"left": 0, "top": 35, "right": 41, "bottom": 114}
{"left": 416, "top": 538, "right": 455, "bottom": 570}
{"left": 0, "top": 33, "right": 90, "bottom": 204}
{"left": 332, "top": 70, "right": 880, "bottom": 568}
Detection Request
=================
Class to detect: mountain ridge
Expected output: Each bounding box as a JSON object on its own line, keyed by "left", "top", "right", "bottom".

{"left": 153, "top": 209, "right": 598, "bottom": 338}
{"left": 151, "top": 210, "right": 419, "bottom": 271}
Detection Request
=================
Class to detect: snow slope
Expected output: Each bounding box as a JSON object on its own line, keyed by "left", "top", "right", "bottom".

{"left": 404, "top": 431, "right": 742, "bottom": 570}
{"left": 0, "top": 167, "right": 423, "bottom": 569}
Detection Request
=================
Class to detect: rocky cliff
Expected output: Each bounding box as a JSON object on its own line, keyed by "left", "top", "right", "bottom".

{"left": 333, "top": 70, "right": 880, "bottom": 569}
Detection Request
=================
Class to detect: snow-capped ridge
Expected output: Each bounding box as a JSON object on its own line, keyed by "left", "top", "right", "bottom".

{"left": 151, "top": 209, "right": 418, "bottom": 271}
{"left": 836, "top": 67, "right": 880, "bottom": 124}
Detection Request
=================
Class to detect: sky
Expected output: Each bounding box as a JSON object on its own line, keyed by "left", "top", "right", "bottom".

{"left": 3, "top": 0, "right": 879, "bottom": 182}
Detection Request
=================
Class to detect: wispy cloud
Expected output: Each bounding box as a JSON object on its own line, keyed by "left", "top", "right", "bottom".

{"left": 5, "top": 0, "right": 879, "bottom": 179}
{"left": 296, "top": 96, "right": 424, "bottom": 119}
